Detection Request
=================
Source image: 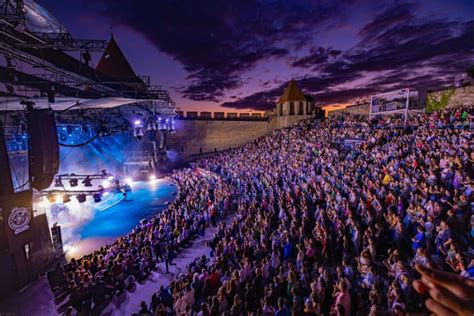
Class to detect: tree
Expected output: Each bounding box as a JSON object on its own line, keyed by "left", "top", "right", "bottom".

{"left": 467, "top": 66, "right": 474, "bottom": 79}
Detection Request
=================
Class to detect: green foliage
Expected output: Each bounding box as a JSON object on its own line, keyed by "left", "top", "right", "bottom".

{"left": 425, "top": 89, "right": 455, "bottom": 113}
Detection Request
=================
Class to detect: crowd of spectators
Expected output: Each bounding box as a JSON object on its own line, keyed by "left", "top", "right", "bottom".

{"left": 48, "top": 168, "right": 231, "bottom": 314}
{"left": 49, "top": 106, "right": 473, "bottom": 315}
{"left": 142, "top": 107, "right": 472, "bottom": 316}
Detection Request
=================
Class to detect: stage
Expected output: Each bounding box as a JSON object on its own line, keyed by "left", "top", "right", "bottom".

{"left": 35, "top": 179, "right": 177, "bottom": 260}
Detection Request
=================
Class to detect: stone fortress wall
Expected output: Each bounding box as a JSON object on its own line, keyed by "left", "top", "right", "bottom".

{"left": 167, "top": 113, "right": 316, "bottom": 161}
{"left": 167, "top": 80, "right": 323, "bottom": 162}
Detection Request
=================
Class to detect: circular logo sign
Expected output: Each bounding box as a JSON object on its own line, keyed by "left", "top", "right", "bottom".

{"left": 8, "top": 207, "right": 31, "bottom": 235}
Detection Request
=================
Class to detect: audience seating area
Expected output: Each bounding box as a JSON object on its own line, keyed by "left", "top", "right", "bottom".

{"left": 49, "top": 106, "right": 473, "bottom": 316}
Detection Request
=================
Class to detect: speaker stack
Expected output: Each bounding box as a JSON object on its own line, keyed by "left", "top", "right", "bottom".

{"left": 26, "top": 109, "right": 60, "bottom": 191}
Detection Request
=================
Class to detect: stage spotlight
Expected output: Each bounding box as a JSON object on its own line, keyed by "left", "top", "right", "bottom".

{"left": 125, "top": 178, "right": 132, "bottom": 185}
{"left": 93, "top": 193, "right": 102, "bottom": 202}
{"left": 55, "top": 195, "right": 63, "bottom": 203}
{"left": 54, "top": 178, "right": 63, "bottom": 187}
{"left": 83, "top": 177, "right": 93, "bottom": 187}
{"left": 47, "top": 193, "right": 56, "bottom": 203}
{"left": 103, "top": 191, "right": 109, "bottom": 196}
{"left": 170, "top": 120, "right": 176, "bottom": 132}
{"left": 76, "top": 194, "right": 87, "bottom": 203}
{"left": 62, "top": 195, "right": 71, "bottom": 203}
{"left": 101, "top": 180, "right": 110, "bottom": 189}
{"left": 149, "top": 174, "right": 157, "bottom": 181}
{"left": 134, "top": 127, "right": 144, "bottom": 141}
{"left": 147, "top": 122, "right": 157, "bottom": 131}
{"left": 134, "top": 120, "right": 142, "bottom": 126}
{"left": 107, "top": 176, "right": 114, "bottom": 181}
{"left": 69, "top": 178, "right": 78, "bottom": 187}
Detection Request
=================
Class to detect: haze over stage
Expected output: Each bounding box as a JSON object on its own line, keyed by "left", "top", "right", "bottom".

{"left": 41, "top": 179, "right": 177, "bottom": 260}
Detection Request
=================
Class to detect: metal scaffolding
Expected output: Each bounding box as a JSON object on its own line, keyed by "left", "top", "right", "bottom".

{"left": 0, "top": 0, "right": 175, "bottom": 109}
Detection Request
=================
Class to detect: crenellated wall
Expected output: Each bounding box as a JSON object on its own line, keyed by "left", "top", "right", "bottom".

{"left": 329, "top": 103, "right": 370, "bottom": 116}
{"left": 167, "top": 115, "right": 315, "bottom": 161}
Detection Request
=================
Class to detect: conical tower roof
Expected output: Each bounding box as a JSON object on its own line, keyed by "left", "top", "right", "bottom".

{"left": 96, "top": 35, "right": 137, "bottom": 79}
{"left": 277, "top": 79, "right": 306, "bottom": 104}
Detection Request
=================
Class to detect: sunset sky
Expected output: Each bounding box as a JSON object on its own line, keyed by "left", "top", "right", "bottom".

{"left": 39, "top": 0, "right": 474, "bottom": 113}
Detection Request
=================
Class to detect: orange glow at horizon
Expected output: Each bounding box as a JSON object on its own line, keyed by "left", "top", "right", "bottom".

{"left": 322, "top": 102, "right": 352, "bottom": 116}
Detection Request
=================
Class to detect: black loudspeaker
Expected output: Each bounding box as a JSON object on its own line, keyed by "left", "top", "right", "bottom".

{"left": 26, "top": 110, "right": 59, "bottom": 191}
{"left": 0, "top": 121, "right": 14, "bottom": 195}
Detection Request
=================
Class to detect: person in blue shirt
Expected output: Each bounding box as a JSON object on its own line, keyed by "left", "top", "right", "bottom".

{"left": 283, "top": 239, "right": 293, "bottom": 261}
{"left": 412, "top": 225, "right": 426, "bottom": 254}
{"left": 275, "top": 297, "right": 290, "bottom": 316}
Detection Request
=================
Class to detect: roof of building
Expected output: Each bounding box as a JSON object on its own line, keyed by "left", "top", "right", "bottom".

{"left": 277, "top": 79, "right": 307, "bottom": 104}
{"left": 96, "top": 35, "right": 139, "bottom": 80}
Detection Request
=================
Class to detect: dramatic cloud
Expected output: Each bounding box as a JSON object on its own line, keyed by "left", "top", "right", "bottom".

{"left": 358, "top": 2, "right": 417, "bottom": 39}
{"left": 292, "top": 47, "right": 342, "bottom": 69}
{"left": 222, "top": 2, "right": 474, "bottom": 110}
{"left": 97, "top": 0, "right": 348, "bottom": 102}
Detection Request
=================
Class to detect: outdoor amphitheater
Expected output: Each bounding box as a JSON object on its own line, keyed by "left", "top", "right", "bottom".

{"left": 0, "top": 1, "right": 473, "bottom": 316}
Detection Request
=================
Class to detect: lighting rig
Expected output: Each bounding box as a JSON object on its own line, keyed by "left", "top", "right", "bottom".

{"left": 1, "top": 0, "right": 176, "bottom": 144}
{"left": 53, "top": 171, "right": 112, "bottom": 186}
{"left": 132, "top": 114, "right": 175, "bottom": 142}
{"left": 43, "top": 188, "right": 124, "bottom": 204}
{"left": 44, "top": 171, "right": 131, "bottom": 204}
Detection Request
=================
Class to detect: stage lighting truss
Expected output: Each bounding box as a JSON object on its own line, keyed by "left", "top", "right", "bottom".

{"left": 53, "top": 171, "right": 114, "bottom": 193}
{"left": 41, "top": 190, "right": 105, "bottom": 204}
{"left": 40, "top": 171, "right": 130, "bottom": 205}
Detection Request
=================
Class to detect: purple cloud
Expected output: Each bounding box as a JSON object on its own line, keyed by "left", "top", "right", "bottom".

{"left": 94, "top": 0, "right": 351, "bottom": 102}
{"left": 222, "top": 2, "right": 474, "bottom": 110}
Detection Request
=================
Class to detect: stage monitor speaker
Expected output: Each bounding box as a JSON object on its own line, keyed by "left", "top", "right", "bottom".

{"left": 26, "top": 110, "right": 59, "bottom": 191}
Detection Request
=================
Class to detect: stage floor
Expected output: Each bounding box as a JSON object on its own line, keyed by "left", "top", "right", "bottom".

{"left": 41, "top": 179, "right": 177, "bottom": 260}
